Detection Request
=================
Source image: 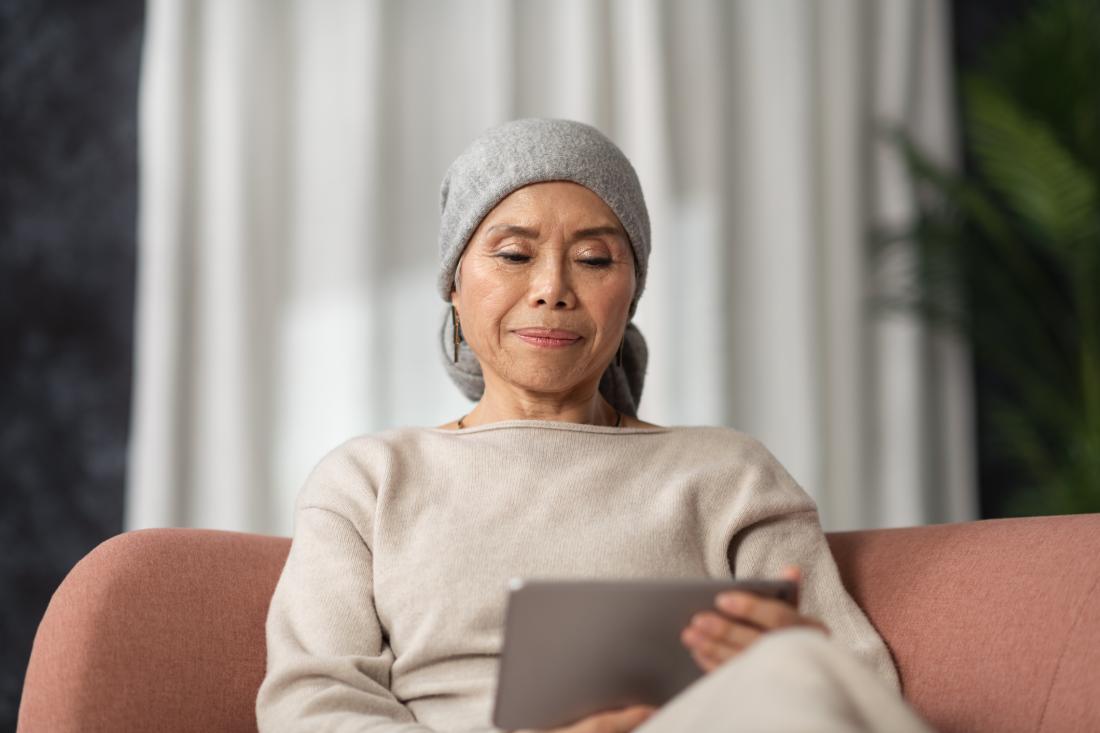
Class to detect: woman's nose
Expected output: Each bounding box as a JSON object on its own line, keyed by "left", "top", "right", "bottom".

{"left": 528, "top": 256, "right": 575, "bottom": 309}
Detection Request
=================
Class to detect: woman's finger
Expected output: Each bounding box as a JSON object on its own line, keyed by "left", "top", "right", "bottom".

{"left": 682, "top": 617, "right": 761, "bottom": 669}
{"left": 689, "top": 612, "right": 760, "bottom": 648}
{"left": 686, "top": 622, "right": 758, "bottom": 671}
{"left": 689, "top": 645, "right": 721, "bottom": 674}
{"left": 715, "top": 590, "right": 801, "bottom": 630}
{"left": 713, "top": 594, "right": 829, "bottom": 637}
{"left": 576, "top": 704, "right": 656, "bottom": 732}
{"left": 513, "top": 703, "right": 657, "bottom": 733}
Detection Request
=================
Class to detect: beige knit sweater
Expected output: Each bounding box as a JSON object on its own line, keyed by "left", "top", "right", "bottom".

{"left": 256, "top": 420, "right": 900, "bottom": 733}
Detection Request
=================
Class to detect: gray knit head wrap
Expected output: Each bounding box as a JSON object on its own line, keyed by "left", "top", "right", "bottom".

{"left": 437, "top": 117, "right": 650, "bottom": 417}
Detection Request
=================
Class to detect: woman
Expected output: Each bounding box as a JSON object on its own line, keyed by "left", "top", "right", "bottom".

{"left": 256, "top": 118, "right": 933, "bottom": 733}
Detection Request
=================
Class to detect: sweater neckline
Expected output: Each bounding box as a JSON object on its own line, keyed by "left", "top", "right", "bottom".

{"left": 425, "top": 418, "right": 671, "bottom": 436}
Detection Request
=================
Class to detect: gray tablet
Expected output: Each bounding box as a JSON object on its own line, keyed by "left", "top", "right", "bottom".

{"left": 491, "top": 577, "right": 798, "bottom": 730}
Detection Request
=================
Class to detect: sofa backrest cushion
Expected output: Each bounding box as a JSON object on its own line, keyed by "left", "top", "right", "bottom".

{"left": 20, "top": 515, "right": 1100, "bottom": 732}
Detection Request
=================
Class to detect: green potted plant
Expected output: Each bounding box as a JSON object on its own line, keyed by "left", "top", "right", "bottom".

{"left": 873, "top": 0, "right": 1100, "bottom": 515}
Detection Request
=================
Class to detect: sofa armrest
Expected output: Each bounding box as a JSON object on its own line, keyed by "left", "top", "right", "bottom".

{"left": 18, "top": 528, "right": 291, "bottom": 733}
{"left": 827, "top": 513, "right": 1100, "bottom": 733}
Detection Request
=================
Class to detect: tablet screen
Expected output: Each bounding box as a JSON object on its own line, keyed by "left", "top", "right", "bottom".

{"left": 492, "top": 577, "right": 797, "bottom": 730}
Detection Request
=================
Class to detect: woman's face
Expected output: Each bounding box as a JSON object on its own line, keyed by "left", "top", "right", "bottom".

{"left": 451, "top": 181, "right": 636, "bottom": 398}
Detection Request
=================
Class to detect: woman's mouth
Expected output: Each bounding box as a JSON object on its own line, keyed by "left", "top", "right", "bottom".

{"left": 513, "top": 328, "right": 582, "bottom": 348}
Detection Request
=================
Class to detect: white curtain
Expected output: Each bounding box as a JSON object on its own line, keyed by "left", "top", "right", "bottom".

{"left": 128, "top": 0, "right": 976, "bottom": 536}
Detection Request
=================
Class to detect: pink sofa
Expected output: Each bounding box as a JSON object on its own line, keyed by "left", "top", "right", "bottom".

{"left": 18, "top": 514, "right": 1100, "bottom": 732}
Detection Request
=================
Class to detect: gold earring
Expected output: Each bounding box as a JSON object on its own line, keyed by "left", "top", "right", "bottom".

{"left": 452, "top": 305, "right": 463, "bottom": 363}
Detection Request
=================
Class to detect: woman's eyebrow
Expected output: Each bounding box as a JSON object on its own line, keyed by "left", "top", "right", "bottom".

{"left": 485, "top": 224, "right": 539, "bottom": 239}
{"left": 571, "top": 225, "right": 624, "bottom": 242}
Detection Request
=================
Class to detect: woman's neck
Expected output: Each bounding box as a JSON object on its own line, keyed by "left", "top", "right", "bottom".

{"left": 458, "top": 390, "right": 620, "bottom": 429}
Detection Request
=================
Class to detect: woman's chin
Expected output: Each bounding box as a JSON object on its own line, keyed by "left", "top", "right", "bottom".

{"left": 501, "top": 371, "right": 593, "bottom": 396}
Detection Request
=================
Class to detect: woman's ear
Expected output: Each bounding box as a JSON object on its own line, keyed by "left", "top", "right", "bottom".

{"left": 454, "top": 249, "right": 466, "bottom": 294}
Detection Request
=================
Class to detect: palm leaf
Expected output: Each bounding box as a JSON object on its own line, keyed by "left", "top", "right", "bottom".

{"left": 963, "top": 75, "right": 1099, "bottom": 262}
{"left": 873, "top": 0, "right": 1100, "bottom": 515}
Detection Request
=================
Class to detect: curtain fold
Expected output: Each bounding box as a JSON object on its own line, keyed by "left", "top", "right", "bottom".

{"left": 129, "top": 0, "right": 975, "bottom": 535}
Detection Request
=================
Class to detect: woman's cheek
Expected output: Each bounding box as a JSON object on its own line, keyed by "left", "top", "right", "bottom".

{"left": 461, "top": 299, "right": 511, "bottom": 351}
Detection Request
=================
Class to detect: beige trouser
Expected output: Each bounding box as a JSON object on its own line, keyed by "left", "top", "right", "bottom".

{"left": 635, "top": 628, "right": 935, "bottom": 733}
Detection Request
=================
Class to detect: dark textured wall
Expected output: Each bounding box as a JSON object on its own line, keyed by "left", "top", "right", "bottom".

{"left": 0, "top": 0, "right": 143, "bottom": 727}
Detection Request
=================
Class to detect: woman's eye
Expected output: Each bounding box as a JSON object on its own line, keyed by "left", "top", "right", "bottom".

{"left": 496, "top": 253, "right": 611, "bottom": 267}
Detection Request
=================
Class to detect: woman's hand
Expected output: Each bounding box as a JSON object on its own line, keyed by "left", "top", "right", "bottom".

{"left": 512, "top": 703, "right": 657, "bottom": 733}
{"left": 680, "top": 565, "right": 830, "bottom": 673}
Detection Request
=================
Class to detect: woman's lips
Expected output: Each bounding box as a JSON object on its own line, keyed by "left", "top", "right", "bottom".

{"left": 513, "top": 328, "right": 582, "bottom": 348}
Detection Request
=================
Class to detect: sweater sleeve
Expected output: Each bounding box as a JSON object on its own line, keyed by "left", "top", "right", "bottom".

{"left": 721, "top": 437, "right": 902, "bottom": 693}
{"left": 256, "top": 445, "right": 437, "bottom": 732}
